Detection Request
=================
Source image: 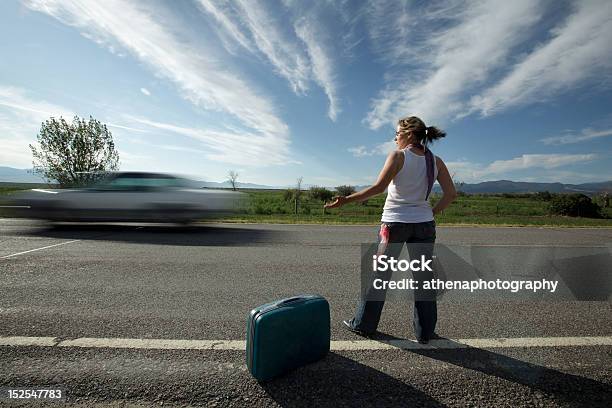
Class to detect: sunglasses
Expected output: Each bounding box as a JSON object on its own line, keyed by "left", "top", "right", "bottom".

{"left": 393, "top": 130, "right": 410, "bottom": 141}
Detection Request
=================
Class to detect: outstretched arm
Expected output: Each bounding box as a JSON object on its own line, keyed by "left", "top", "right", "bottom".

{"left": 324, "top": 151, "right": 403, "bottom": 209}
{"left": 432, "top": 157, "right": 457, "bottom": 215}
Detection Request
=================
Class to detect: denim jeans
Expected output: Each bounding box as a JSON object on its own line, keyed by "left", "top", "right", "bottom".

{"left": 352, "top": 220, "right": 437, "bottom": 340}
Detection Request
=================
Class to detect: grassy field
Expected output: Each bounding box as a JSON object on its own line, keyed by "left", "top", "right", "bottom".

{"left": 1, "top": 185, "right": 611, "bottom": 227}
{"left": 217, "top": 190, "right": 612, "bottom": 227}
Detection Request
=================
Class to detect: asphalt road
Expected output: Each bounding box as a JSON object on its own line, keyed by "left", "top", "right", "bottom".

{"left": 1, "top": 218, "right": 611, "bottom": 407}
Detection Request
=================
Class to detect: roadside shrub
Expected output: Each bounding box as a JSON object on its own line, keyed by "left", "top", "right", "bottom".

{"left": 335, "top": 185, "right": 356, "bottom": 196}
{"left": 593, "top": 192, "right": 610, "bottom": 209}
{"left": 254, "top": 204, "right": 272, "bottom": 215}
{"left": 283, "top": 189, "right": 296, "bottom": 202}
{"left": 534, "top": 191, "right": 553, "bottom": 201}
{"left": 549, "top": 194, "right": 602, "bottom": 218}
{"left": 309, "top": 186, "right": 334, "bottom": 202}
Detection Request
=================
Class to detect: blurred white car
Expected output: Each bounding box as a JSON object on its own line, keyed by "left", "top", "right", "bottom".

{"left": 6, "top": 172, "right": 244, "bottom": 223}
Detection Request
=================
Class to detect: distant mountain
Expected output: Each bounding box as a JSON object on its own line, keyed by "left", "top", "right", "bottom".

{"left": 198, "top": 180, "right": 281, "bottom": 190}
{"left": 441, "top": 180, "right": 612, "bottom": 194}
{"left": 1, "top": 166, "right": 610, "bottom": 193}
{"left": 0, "top": 167, "right": 49, "bottom": 183}
{"left": 103, "top": 178, "right": 612, "bottom": 193}
{"left": 0, "top": 167, "right": 278, "bottom": 189}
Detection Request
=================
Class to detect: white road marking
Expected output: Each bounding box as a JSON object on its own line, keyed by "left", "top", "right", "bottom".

{"left": 332, "top": 336, "right": 612, "bottom": 350}
{"left": 0, "top": 240, "right": 80, "bottom": 259}
{"left": 59, "top": 338, "right": 246, "bottom": 350}
{"left": 1, "top": 336, "right": 611, "bottom": 350}
{"left": 0, "top": 336, "right": 58, "bottom": 347}
{"left": 465, "top": 244, "right": 609, "bottom": 248}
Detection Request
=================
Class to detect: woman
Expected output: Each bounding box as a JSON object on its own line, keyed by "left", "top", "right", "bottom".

{"left": 325, "top": 116, "right": 457, "bottom": 343}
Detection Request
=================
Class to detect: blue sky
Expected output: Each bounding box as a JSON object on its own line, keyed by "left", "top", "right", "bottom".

{"left": 1, "top": 0, "right": 611, "bottom": 186}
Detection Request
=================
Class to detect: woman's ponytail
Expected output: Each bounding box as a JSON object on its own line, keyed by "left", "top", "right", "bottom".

{"left": 398, "top": 116, "right": 447, "bottom": 145}
{"left": 424, "top": 126, "right": 446, "bottom": 143}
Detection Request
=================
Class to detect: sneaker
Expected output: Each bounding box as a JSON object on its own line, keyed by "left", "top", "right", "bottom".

{"left": 417, "top": 332, "right": 441, "bottom": 344}
{"left": 342, "top": 319, "right": 373, "bottom": 337}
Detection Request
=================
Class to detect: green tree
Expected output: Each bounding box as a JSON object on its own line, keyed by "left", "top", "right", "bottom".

{"left": 293, "top": 177, "right": 304, "bottom": 214}
{"left": 534, "top": 191, "right": 553, "bottom": 201}
{"left": 335, "top": 185, "right": 356, "bottom": 196}
{"left": 309, "top": 186, "right": 334, "bottom": 202}
{"left": 30, "top": 116, "right": 119, "bottom": 187}
{"left": 295, "top": 177, "right": 303, "bottom": 200}
{"left": 549, "top": 194, "right": 602, "bottom": 218}
{"left": 228, "top": 170, "right": 239, "bottom": 191}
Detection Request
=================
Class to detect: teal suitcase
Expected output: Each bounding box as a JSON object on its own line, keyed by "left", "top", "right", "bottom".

{"left": 246, "top": 295, "right": 330, "bottom": 381}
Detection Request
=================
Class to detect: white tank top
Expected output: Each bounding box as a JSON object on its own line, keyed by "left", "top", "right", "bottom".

{"left": 381, "top": 147, "right": 438, "bottom": 223}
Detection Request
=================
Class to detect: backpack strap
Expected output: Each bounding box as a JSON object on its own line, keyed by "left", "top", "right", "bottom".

{"left": 424, "top": 148, "right": 435, "bottom": 200}
{"left": 407, "top": 144, "right": 435, "bottom": 200}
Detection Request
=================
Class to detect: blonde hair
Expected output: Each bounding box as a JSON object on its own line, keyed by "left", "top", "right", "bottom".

{"left": 398, "top": 116, "right": 446, "bottom": 144}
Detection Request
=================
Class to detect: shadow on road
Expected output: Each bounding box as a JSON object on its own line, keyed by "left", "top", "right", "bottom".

{"left": 373, "top": 333, "right": 611, "bottom": 407}
{"left": 18, "top": 224, "right": 292, "bottom": 246}
{"left": 260, "top": 352, "right": 445, "bottom": 407}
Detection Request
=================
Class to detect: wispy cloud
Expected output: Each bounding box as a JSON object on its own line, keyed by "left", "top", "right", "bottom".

{"left": 195, "top": 0, "right": 252, "bottom": 53}
{"left": 294, "top": 17, "right": 340, "bottom": 121}
{"left": 226, "top": 0, "right": 311, "bottom": 94}
{"left": 106, "top": 123, "right": 149, "bottom": 133}
{"left": 347, "top": 146, "right": 370, "bottom": 157}
{"left": 117, "top": 149, "right": 151, "bottom": 168}
{"left": 469, "top": 0, "right": 612, "bottom": 116}
{"left": 446, "top": 153, "right": 599, "bottom": 183}
{"left": 541, "top": 128, "right": 612, "bottom": 145}
{"left": 363, "top": 0, "right": 416, "bottom": 66}
{"left": 0, "top": 85, "right": 73, "bottom": 120}
{"left": 348, "top": 141, "right": 599, "bottom": 183}
{"left": 25, "top": 0, "right": 292, "bottom": 165}
{"left": 364, "top": 0, "right": 543, "bottom": 128}
{"left": 327, "top": 0, "right": 367, "bottom": 62}
{"left": 125, "top": 115, "right": 298, "bottom": 166}
{"left": 0, "top": 134, "right": 35, "bottom": 168}
{"left": 197, "top": 0, "right": 341, "bottom": 120}
{"left": 485, "top": 153, "right": 597, "bottom": 174}
{"left": 0, "top": 86, "right": 74, "bottom": 167}
{"left": 139, "top": 87, "right": 151, "bottom": 96}
{"left": 517, "top": 169, "right": 610, "bottom": 184}
{"left": 348, "top": 141, "right": 393, "bottom": 157}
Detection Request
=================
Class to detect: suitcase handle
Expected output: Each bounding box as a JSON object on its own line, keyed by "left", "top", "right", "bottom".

{"left": 275, "top": 296, "right": 306, "bottom": 307}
